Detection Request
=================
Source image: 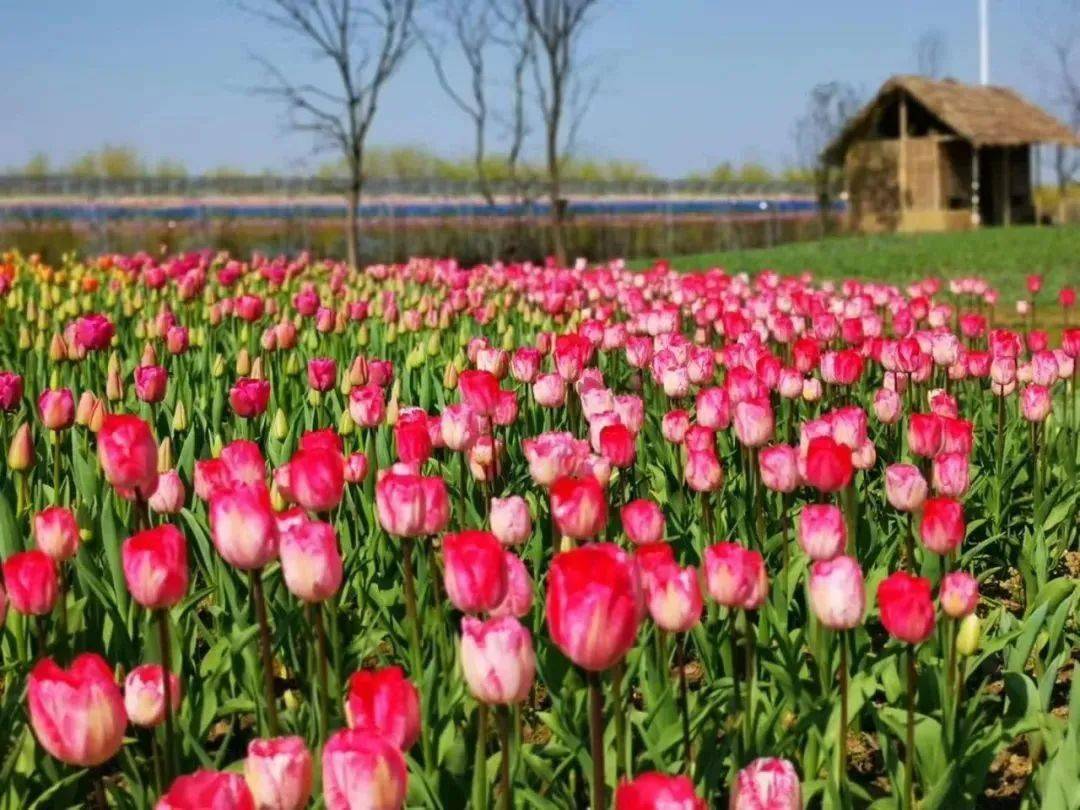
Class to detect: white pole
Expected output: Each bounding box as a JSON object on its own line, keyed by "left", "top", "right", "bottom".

{"left": 979, "top": 0, "right": 990, "bottom": 85}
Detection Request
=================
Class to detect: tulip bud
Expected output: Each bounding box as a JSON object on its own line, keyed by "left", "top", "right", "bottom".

{"left": 210, "top": 434, "right": 224, "bottom": 458}
{"left": 75, "top": 391, "right": 97, "bottom": 426}
{"left": 211, "top": 355, "right": 225, "bottom": 378}
{"left": 172, "top": 400, "right": 188, "bottom": 431}
{"left": 88, "top": 398, "right": 107, "bottom": 433}
{"left": 8, "top": 422, "right": 33, "bottom": 471}
{"left": 250, "top": 356, "right": 264, "bottom": 380}
{"left": 235, "top": 348, "right": 251, "bottom": 377}
{"left": 337, "top": 409, "right": 354, "bottom": 437}
{"left": 271, "top": 409, "right": 289, "bottom": 441}
{"left": 48, "top": 333, "right": 67, "bottom": 362}
{"left": 956, "top": 613, "right": 981, "bottom": 656}
{"left": 157, "top": 437, "right": 173, "bottom": 473}
{"left": 140, "top": 342, "right": 157, "bottom": 367}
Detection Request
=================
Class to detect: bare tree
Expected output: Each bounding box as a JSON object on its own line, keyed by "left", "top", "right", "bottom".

{"left": 794, "top": 81, "right": 862, "bottom": 234}
{"left": 243, "top": 0, "right": 419, "bottom": 268}
{"left": 914, "top": 29, "right": 948, "bottom": 79}
{"left": 520, "top": 0, "right": 602, "bottom": 264}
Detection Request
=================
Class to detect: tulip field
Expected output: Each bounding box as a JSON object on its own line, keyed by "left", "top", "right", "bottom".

{"left": 0, "top": 250, "right": 1078, "bottom": 810}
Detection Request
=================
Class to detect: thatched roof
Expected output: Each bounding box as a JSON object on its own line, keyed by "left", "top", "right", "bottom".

{"left": 826, "top": 75, "right": 1080, "bottom": 162}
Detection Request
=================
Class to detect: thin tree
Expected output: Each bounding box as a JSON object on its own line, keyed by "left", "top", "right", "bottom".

{"left": 243, "top": 0, "right": 419, "bottom": 268}
{"left": 914, "top": 29, "right": 948, "bottom": 79}
{"left": 520, "top": 0, "right": 602, "bottom": 264}
{"left": 794, "top": 81, "right": 862, "bottom": 235}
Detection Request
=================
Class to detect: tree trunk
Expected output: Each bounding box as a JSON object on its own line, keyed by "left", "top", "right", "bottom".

{"left": 345, "top": 178, "right": 361, "bottom": 269}
{"left": 547, "top": 131, "right": 567, "bottom": 266}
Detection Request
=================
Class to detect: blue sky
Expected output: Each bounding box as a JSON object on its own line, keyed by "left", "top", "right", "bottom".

{"left": 0, "top": 1, "right": 1074, "bottom": 176}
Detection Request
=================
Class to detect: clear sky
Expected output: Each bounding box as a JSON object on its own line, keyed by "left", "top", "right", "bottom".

{"left": 0, "top": 1, "right": 1075, "bottom": 177}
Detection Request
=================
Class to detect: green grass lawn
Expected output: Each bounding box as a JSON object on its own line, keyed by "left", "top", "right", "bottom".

{"left": 631, "top": 225, "right": 1080, "bottom": 306}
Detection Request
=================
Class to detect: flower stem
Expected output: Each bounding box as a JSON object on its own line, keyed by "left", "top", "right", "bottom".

{"left": 400, "top": 536, "right": 434, "bottom": 772}
{"left": 498, "top": 706, "right": 513, "bottom": 810}
{"left": 314, "top": 603, "right": 330, "bottom": 745}
{"left": 905, "top": 645, "right": 917, "bottom": 810}
{"left": 248, "top": 568, "right": 280, "bottom": 736}
{"left": 588, "top": 670, "right": 606, "bottom": 810}
{"left": 611, "top": 661, "right": 627, "bottom": 780}
{"left": 743, "top": 613, "right": 756, "bottom": 762}
{"left": 156, "top": 609, "right": 176, "bottom": 782}
{"left": 473, "top": 703, "right": 489, "bottom": 810}
{"left": 676, "top": 632, "right": 693, "bottom": 774}
{"left": 838, "top": 631, "right": 848, "bottom": 802}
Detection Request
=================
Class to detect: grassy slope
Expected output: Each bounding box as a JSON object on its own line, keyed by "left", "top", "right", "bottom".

{"left": 630, "top": 225, "right": 1080, "bottom": 304}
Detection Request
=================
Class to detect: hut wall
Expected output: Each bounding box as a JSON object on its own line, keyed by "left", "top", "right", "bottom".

{"left": 845, "top": 139, "right": 900, "bottom": 232}
{"left": 901, "top": 137, "right": 940, "bottom": 210}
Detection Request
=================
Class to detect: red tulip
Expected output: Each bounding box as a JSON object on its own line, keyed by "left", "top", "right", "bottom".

{"left": 802, "top": 436, "right": 852, "bottom": 493}
{"left": 919, "top": 496, "right": 965, "bottom": 555}
{"left": 156, "top": 771, "right": 256, "bottom": 810}
{"left": 343, "top": 666, "right": 421, "bottom": 751}
{"left": 288, "top": 447, "right": 345, "bottom": 513}
{"left": 244, "top": 736, "right": 313, "bottom": 810}
{"left": 3, "top": 550, "right": 58, "bottom": 615}
{"left": 134, "top": 365, "right": 168, "bottom": 403}
{"left": 74, "top": 314, "right": 115, "bottom": 351}
{"left": 907, "top": 413, "right": 942, "bottom": 458}
{"left": 615, "top": 772, "right": 706, "bottom": 810}
{"left": 550, "top": 475, "right": 608, "bottom": 540}
{"left": 546, "top": 543, "right": 642, "bottom": 671}
{"left": 442, "top": 530, "right": 508, "bottom": 614}
{"left": 877, "top": 571, "right": 935, "bottom": 644}
{"left": 322, "top": 729, "right": 408, "bottom": 810}
{"left": 27, "top": 653, "right": 126, "bottom": 767}
{"left": 394, "top": 418, "right": 432, "bottom": 465}
{"left": 306, "top": 357, "right": 337, "bottom": 392}
{"left": 97, "top": 414, "right": 159, "bottom": 496}
{"left": 124, "top": 663, "right": 182, "bottom": 728}
{"left": 122, "top": 525, "right": 189, "bottom": 609}
{"left": 458, "top": 369, "right": 501, "bottom": 415}
{"left": 599, "top": 423, "right": 636, "bottom": 468}
{"left": 209, "top": 485, "right": 278, "bottom": 570}
{"left": 230, "top": 378, "right": 271, "bottom": 418}
{"left": 33, "top": 506, "right": 79, "bottom": 561}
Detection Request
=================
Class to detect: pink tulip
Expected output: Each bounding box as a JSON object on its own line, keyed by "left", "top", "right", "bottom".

{"left": 279, "top": 517, "right": 343, "bottom": 603}
{"left": 149, "top": 470, "right": 187, "bottom": 514}
{"left": 885, "top": 464, "right": 927, "bottom": 512}
{"left": 759, "top": 445, "right": 800, "bottom": 493}
{"left": 38, "top": 388, "right": 75, "bottom": 431}
{"left": 702, "top": 542, "right": 768, "bottom": 610}
{"left": 490, "top": 552, "right": 533, "bottom": 618}
{"left": 97, "top": 414, "right": 159, "bottom": 497}
{"left": 939, "top": 571, "right": 979, "bottom": 619}
{"left": 460, "top": 615, "right": 536, "bottom": 704}
{"left": 244, "top": 736, "right": 313, "bottom": 810}
{"left": 872, "top": 388, "right": 902, "bottom": 424}
{"left": 808, "top": 555, "right": 865, "bottom": 630}
{"left": 919, "top": 496, "right": 965, "bottom": 555}
{"left": 877, "top": 572, "right": 935, "bottom": 644}
{"left": 684, "top": 450, "right": 723, "bottom": 492}
{"left": 1020, "top": 384, "right": 1052, "bottom": 422}
{"left": 733, "top": 397, "right": 774, "bottom": 447}
{"left": 322, "top": 729, "right": 408, "bottom": 810}
{"left": 550, "top": 475, "right": 608, "bottom": 540}
{"left": 28, "top": 654, "right": 126, "bottom": 767}
{"left": 442, "top": 530, "right": 508, "bottom": 614}
{"left": 662, "top": 410, "right": 690, "bottom": 443}
{"left": 621, "top": 499, "right": 666, "bottom": 545}
{"left": 797, "top": 504, "right": 847, "bottom": 561}
{"left": 490, "top": 496, "right": 531, "bottom": 546}
{"left": 209, "top": 485, "right": 278, "bottom": 570}
{"left": 122, "top": 525, "right": 189, "bottom": 609}
{"left": 349, "top": 385, "right": 385, "bottom": 427}
{"left": 932, "top": 452, "right": 970, "bottom": 497}
{"left": 730, "top": 758, "right": 802, "bottom": 810}
{"left": 643, "top": 561, "right": 703, "bottom": 633}
{"left": 124, "top": 663, "right": 182, "bottom": 727}
{"left": 230, "top": 378, "right": 271, "bottom": 419}
{"left": 306, "top": 358, "right": 337, "bottom": 392}
{"left": 134, "top": 365, "right": 169, "bottom": 403}
{"left": 33, "top": 506, "right": 79, "bottom": 561}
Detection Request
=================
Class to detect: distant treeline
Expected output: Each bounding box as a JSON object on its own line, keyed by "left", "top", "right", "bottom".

{"left": 8, "top": 144, "right": 815, "bottom": 185}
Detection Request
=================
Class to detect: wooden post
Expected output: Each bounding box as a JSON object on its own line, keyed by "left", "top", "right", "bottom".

{"left": 1003, "top": 146, "right": 1012, "bottom": 226}
{"left": 971, "top": 145, "right": 981, "bottom": 227}
{"left": 1032, "top": 145, "right": 1041, "bottom": 226}
{"left": 899, "top": 93, "right": 909, "bottom": 226}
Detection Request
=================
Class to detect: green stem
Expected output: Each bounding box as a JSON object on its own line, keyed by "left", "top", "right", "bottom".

{"left": 400, "top": 536, "right": 434, "bottom": 772}
{"left": 838, "top": 631, "right": 848, "bottom": 802}
{"left": 743, "top": 613, "right": 756, "bottom": 762}
{"left": 676, "top": 632, "right": 693, "bottom": 774}
{"left": 314, "top": 604, "right": 330, "bottom": 745}
{"left": 156, "top": 609, "right": 176, "bottom": 783}
{"left": 611, "top": 662, "right": 627, "bottom": 780}
{"left": 588, "top": 671, "right": 606, "bottom": 810}
{"left": 473, "top": 703, "right": 489, "bottom": 810}
{"left": 249, "top": 568, "right": 280, "bottom": 736}
{"left": 905, "top": 646, "right": 917, "bottom": 810}
{"left": 498, "top": 706, "right": 513, "bottom": 810}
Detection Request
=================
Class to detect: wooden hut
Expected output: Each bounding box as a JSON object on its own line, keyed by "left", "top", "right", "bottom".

{"left": 825, "top": 75, "right": 1079, "bottom": 233}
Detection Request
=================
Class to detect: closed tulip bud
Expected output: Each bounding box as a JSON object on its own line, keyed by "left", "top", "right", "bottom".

{"left": 33, "top": 506, "right": 79, "bottom": 561}
{"left": 956, "top": 613, "right": 981, "bottom": 656}
{"left": 209, "top": 485, "right": 278, "bottom": 570}
{"left": 122, "top": 525, "right": 188, "bottom": 608}
{"left": 702, "top": 542, "right": 768, "bottom": 610}
{"left": 27, "top": 654, "right": 126, "bottom": 768}
{"left": 490, "top": 496, "right": 531, "bottom": 546}
{"left": 48, "top": 332, "right": 68, "bottom": 362}
{"left": 546, "top": 543, "right": 641, "bottom": 671}
{"left": 250, "top": 357, "right": 265, "bottom": 380}
{"left": 75, "top": 390, "right": 97, "bottom": 426}
{"left": 730, "top": 758, "right": 802, "bottom": 810}
{"left": 105, "top": 368, "right": 124, "bottom": 402}
{"left": 885, "top": 464, "right": 927, "bottom": 512}
{"left": 124, "top": 663, "right": 182, "bottom": 728}
{"left": 170, "top": 399, "right": 188, "bottom": 431}
{"left": 877, "top": 571, "right": 935, "bottom": 644}
{"left": 157, "top": 437, "right": 173, "bottom": 473}
{"left": 550, "top": 475, "right": 608, "bottom": 540}
{"left": 343, "top": 666, "right": 421, "bottom": 750}
{"left": 919, "top": 496, "right": 965, "bottom": 555}
{"left": 460, "top": 615, "right": 536, "bottom": 704}
{"left": 8, "top": 422, "right": 34, "bottom": 471}
{"left": 442, "top": 530, "right": 508, "bottom": 614}
{"left": 615, "top": 773, "right": 706, "bottom": 810}
{"left": 759, "top": 444, "right": 800, "bottom": 493}
{"left": 939, "top": 571, "right": 979, "bottom": 618}
{"left": 244, "top": 736, "right": 313, "bottom": 810}
{"left": 322, "top": 729, "right": 408, "bottom": 810}
{"left": 98, "top": 414, "right": 159, "bottom": 496}
{"left": 808, "top": 555, "right": 865, "bottom": 629}
{"left": 236, "top": 348, "right": 251, "bottom": 377}
{"left": 932, "top": 452, "right": 969, "bottom": 497}
{"left": 157, "top": 771, "right": 256, "bottom": 810}
{"left": 265, "top": 409, "right": 287, "bottom": 441}
{"left": 211, "top": 355, "right": 226, "bottom": 378}
{"left": 3, "top": 550, "right": 58, "bottom": 614}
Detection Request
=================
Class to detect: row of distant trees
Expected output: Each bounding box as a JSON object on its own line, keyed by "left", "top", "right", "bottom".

{"left": 7, "top": 144, "right": 810, "bottom": 186}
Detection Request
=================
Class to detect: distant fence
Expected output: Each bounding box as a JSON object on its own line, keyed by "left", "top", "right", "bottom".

{"left": 0, "top": 174, "right": 841, "bottom": 262}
